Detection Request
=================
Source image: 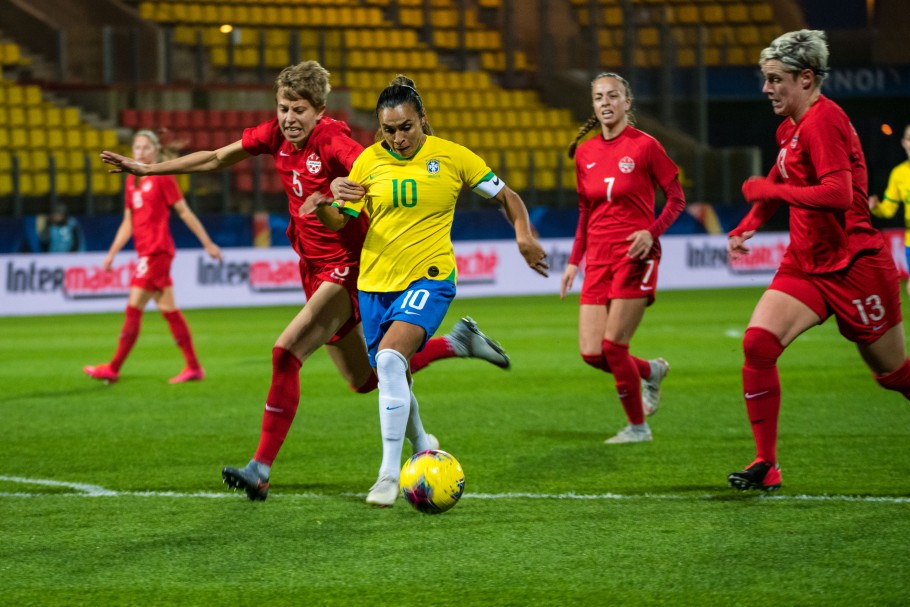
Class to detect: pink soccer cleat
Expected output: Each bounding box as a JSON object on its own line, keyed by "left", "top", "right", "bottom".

{"left": 169, "top": 367, "right": 205, "bottom": 384}
{"left": 83, "top": 363, "right": 119, "bottom": 384}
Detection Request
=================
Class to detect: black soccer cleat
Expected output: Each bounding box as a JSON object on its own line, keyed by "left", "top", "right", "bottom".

{"left": 728, "top": 458, "right": 782, "bottom": 492}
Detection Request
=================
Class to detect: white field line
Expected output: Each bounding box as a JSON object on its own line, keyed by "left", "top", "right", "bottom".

{"left": 1, "top": 476, "right": 908, "bottom": 503}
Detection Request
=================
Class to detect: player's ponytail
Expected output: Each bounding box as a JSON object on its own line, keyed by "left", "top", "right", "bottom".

{"left": 567, "top": 115, "right": 600, "bottom": 159}
{"left": 375, "top": 74, "right": 434, "bottom": 142}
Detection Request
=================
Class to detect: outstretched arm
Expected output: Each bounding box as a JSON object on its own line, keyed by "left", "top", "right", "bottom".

{"left": 100, "top": 140, "right": 250, "bottom": 176}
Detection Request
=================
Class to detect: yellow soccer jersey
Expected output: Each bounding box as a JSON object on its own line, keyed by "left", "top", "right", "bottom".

{"left": 339, "top": 136, "right": 504, "bottom": 292}
{"left": 871, "top": 160, "right": 910, "bottom": 245}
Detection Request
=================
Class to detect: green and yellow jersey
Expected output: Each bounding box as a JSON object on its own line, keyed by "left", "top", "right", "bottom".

{"left": 871, "top": 160, "right": 910, "bottom": 246}
{"left": 338, "top": 136, "right": 504, "bottom": 292}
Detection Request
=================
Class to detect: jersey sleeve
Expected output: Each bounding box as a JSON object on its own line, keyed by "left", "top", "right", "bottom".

{"left": 569, "top": 187, "right": 591, "bottom": 266}
{"left": 458, "top": 146, "right": 504, "bottom": 199}
{"left": 334, "top": 152, "right": 370, "bottom": 218}
{"left": 241, "top": 120, "right": 280, "bottom": 156}
{"left": 159, "top": 175, "right": 184, "bottom": 207}
{"left": 884, "top": 165, "right": 904, "bottom": 204}
{"left": 646, "top": 140, "right": 686, "bottom": 237}
{"left": 805, "top": 117, "right": 852, "bottom": 180}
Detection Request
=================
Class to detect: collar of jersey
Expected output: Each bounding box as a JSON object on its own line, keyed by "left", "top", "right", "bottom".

{"left": 383, "top": 141, "right": 426, "bottom": 162}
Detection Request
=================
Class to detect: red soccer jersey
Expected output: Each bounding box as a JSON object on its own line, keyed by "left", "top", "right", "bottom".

{"left": 771, "top": 95, "right": 882, "bottom": 273}
{"left": 570, "top": 127, "right": 684, "bottom": 266}
{"left": 242, "top": 117, "right": 367, "bottom": 265}
{"left": 125, "top": 174, "right": 182, "bottom": 256}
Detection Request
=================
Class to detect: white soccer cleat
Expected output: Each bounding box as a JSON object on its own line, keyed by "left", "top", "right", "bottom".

{"left": 641, "top": 358, "right": 669, "bottom": 416}
{"left": 408, "top": 433, "right": 440, "bottom": 454}
{"left": 366, "top": 474, "right": 400, "bottom": 507}
{"left": 423, "top": 433, "right": 440, "bottom": 452}
{"left": 446, "top": 317, "right": 511, "bottom": 369}
{"left": 604, "top": 424, "right": 653, "bottom": 444}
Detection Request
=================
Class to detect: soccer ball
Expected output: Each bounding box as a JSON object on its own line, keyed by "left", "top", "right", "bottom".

{"left": 399, "top": 449, "right": 465, "bottom": 514}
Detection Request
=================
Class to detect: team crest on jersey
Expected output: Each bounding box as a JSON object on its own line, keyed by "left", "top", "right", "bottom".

{"left": 790, "top": 135, "right": 799, "bottom": 149}
{"left": 426, "top": 159, "right": 440, "bottom": 174}
{"left": 306, "top": 153, "right": 322, "bottom": 175}
{"left": 618, "top": 156, "right": 635, "bottom": 174}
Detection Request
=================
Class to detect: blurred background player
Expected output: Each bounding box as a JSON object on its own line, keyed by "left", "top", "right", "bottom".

{"left": 869, "top": 123, "right": 910, "bottom": 296}
{"left": 324, "top": 75, "right": 549, "bottom": 507}
{"left": 101, "top": 62, "right": 510, "bottom": 501}
{"left": 38, "top": 203, "right": 86, "bottom": 253}
{"left": 560, "top": 72, "right": 684, "bottom": 445}
{"left": 85, "top": 129, "right": 223, "bottom": 384}
{"left": 727, "top": 30, "right": 910, "bottom": 491}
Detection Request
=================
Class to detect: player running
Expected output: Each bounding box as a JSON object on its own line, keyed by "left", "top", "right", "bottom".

{"left": 100, "top": 62, "right": 509, "bottom": 501}
{"left": 85, "top": 129, "right": 222, "bottom": 384}
{"left": 727, "top": 30, "right": 910, "bottom": 491}
{"left": 561, "top": 72, "right": 684, "bottom": 444}
{"left": 322, "top": 75, "right": 549, "bottom": 507}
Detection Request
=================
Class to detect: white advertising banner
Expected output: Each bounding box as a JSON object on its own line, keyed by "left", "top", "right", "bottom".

{"left": 13, "top": 230, "right": 908, "bottom": 317}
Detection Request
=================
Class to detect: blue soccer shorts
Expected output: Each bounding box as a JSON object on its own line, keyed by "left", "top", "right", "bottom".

{"left": 359, "top": 278, "right": 456, "bottom": 367}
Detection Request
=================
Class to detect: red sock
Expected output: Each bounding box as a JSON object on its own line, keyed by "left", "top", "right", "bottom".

{"left": 602, "top": 339, "right": 644, "bottom": 425}
{"left": 254, "top": 347, "right": 303, "bottom": 466}
{"left": 582, "top": 352, "right": 610, "bottom": 372}
{"left": 410, "top": 337, "right": 456, "bottom": 373}
{"left": 352, "top": 373, "right": 379, "bottom": 394}
{"left": 875, "top": 359, "right": 910, "bottom": 399}
{"left": 635, "top": 357, "right": 652, "bottom": 380}
{"left": 742, "top": 327, "right": 784, "bottom": 464}
{"left": 582, "top": 352, "right": 650, "bottom": 378}
{"left": 110, "top": 305, "right": 143, "bottom": 372}
{"left": 163, "top": 309, "right": 201, "bottom": 371}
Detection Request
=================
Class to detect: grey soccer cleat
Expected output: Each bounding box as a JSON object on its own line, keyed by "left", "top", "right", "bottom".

{"left": 222, "top": 460, "right": 270, "bottom": 501}
{"left": 446, "top": 317, "right": 511, "bottom": 369}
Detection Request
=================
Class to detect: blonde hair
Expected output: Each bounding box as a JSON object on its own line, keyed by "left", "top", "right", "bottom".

{"left": 759, "top": 29, "right": 830, "bottom": 86}
{"left": 133, "top": 129, "right": 181, "bottom": 161}
{"left": 275, "top": 60, "right": 331, "bottom": 108}
{"left": 567, "top": 72, "right": 635, "bottom": 159}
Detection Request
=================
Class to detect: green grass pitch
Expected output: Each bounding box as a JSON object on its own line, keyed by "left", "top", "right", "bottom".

{"left": 1, "top": 288, "right": 909, "bottom": 605}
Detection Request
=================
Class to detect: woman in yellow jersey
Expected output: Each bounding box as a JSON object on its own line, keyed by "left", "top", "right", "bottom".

{"left": 870, "top": 123, "right": 910, "bottom": 296}
{"left": 318, "top": 75, "right": 549, "bottom": 507}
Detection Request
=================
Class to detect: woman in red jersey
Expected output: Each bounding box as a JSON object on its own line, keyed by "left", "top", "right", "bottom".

{"left": 100, "top": 61, "right": 509, "bottom": 501}
{"left": 727, "top": 30, "right": 910, "bottom": 492}
{"left": 561, "top": 72, "right": 685, "bottom": 445}
{"left": 85, "top": 130, "right": 223, "bottom": 385}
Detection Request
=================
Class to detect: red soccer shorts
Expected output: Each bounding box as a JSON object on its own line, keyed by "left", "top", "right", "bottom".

{"left": 769, "top": 247, "right": 902, "bottom": 344}
{"left": 130, "top": 253, "right": 174, "bottom": 291}
{"left": 580, "top": 242, "right": 660, "bottom": 306}
{"left": 299, "top": 259, "right": 361, "bottom": 344}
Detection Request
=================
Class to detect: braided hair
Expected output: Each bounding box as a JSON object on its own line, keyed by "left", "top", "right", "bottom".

{"left": 374, "top": 74, "right": 434, "bottom": 142}
{"left": 567, "top": 72, "right": 635, "bottom": 159}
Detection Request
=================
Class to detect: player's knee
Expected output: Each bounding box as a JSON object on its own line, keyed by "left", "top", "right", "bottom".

{"left": 743, "top": 327, "right": 784, "bottom": 369}
{"left": 352, "top": 373, "right": 378, "bottom": 394}
{"left": 375, "top": 349, "right": 408, "bottom": 383}
{"left": 581, "top": 352, "right": 610, "bottom": 372}
{"left": 875, "top": 359, "right": 910, "bottom": 399}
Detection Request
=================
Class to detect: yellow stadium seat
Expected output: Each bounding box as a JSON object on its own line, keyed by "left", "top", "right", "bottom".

{"left": 0, "top": 173, "right": 11, "bottom": 196}
{"left": 9, "top": 127, "right": 28, "bottom": 149}
{"left": 63, "top": 107, "right": 80, "bottom": 126}
{"left": 751, "top": 3, "right": 774, "bottom": 22}
{"left": 6, "top": 86, "right": 24, "bottom": 105}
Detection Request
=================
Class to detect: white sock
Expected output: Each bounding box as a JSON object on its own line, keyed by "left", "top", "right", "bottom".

{"left": 405, "top": 388, "right": 431, "bottom": 452}
{"left": 376, "top": 349, "right": 410, "bottom": 479}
